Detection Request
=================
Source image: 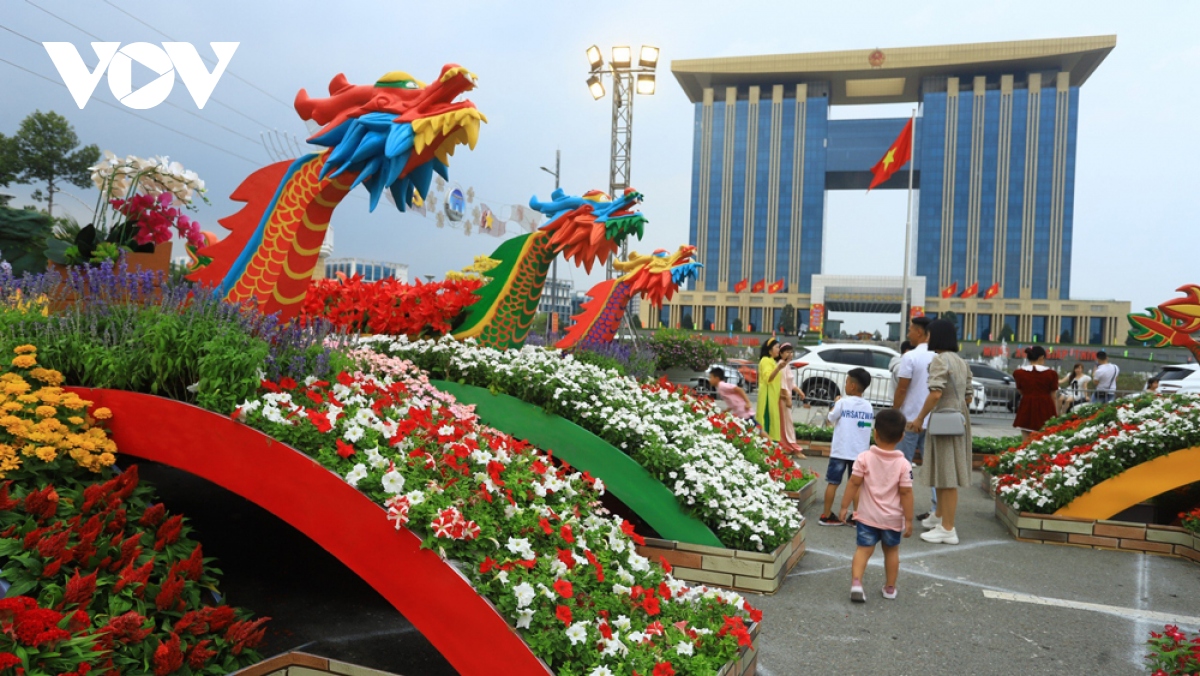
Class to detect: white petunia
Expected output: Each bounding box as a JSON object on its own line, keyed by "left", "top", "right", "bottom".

{"left": 344, "top": 464, "right": 368, "bottom": 487}
{"left": 675, "top": 640, "right": 695, "bottom": 656}
{"left": 565, "top": 622, "right": 588, "bottom": 645}
{"left": 513, "top": 582, "right": 535, "bottom": 608}
{"left": 381, "top": 470, "right": 406, "bottom": 495}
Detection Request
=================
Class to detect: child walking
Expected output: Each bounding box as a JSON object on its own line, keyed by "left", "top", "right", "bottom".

{"left": 818, "top": 368, "right": 874, "bottom": 526}
{"left": 709, "top": 367, "right": 756, "bottom": 424}
{"left": 839, "top": 408, "right": 914, "bottom": 602}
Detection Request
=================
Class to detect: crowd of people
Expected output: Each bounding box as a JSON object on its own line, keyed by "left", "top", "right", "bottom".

{"left": 709, "top": 325, "right": 1142, "bottom": 603}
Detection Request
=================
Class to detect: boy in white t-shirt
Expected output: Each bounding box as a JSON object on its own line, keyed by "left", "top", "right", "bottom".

{"left": 818, "top": 368, "right": 875, "bottom": 526}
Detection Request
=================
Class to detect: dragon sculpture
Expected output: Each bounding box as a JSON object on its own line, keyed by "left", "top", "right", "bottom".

{"left": 451, "top": 188, "right": 647, "bottom": 350}
{"left": 1128, "top": 284, "right": 1200, "bottom": 361}
{"left": 556, "top": 245, "right": 701, "bottom": 351}
{"left": 189, "top": 65, "right": 486, "bottom": 318}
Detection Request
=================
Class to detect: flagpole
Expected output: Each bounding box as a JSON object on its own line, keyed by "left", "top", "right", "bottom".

{"left": 900, "top": 109, "right": 917, "bottom": 340}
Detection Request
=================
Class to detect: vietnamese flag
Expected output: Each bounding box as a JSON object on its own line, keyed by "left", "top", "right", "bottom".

{"left": 751, "top": 279, "right": 766, "bottom": 293}
{"left": 767, "top": 279, "right": 785, "bottom": 294}
{"left": 733, "top": 278, "right": 749, "bottom": 293}
{"left": 940, "top": 282, "right": 958, "bottom": 299}
{"left": 868, "top": 118, "right": 914, "bottom": 191}
{"left": 960, "top": 282, "right": 979, "bottom": 298}
{"left": 983, "top": 283, "right": 1000, "bottom": 299}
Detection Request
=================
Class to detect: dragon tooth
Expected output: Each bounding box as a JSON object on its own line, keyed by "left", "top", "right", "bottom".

{"left": 465, "top": 118, "right": 479, "bottom": 149}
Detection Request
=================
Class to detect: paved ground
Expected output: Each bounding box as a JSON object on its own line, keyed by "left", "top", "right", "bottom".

{"left": 757, "top": 456, "right": 1200, "bottom": 676}
{"left": 132, "top": 452, "right": 1200, "bottom": 676}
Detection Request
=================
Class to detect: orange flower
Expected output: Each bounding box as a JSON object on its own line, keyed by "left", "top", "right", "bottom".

{"left": 10, "top": 355, "right": 36, "bottom": 369}
{"left": 92, "top": 407, "right": 113, "bottom": 420}
{"left": 13, "top": 345, "right": 36, "bottom": 355}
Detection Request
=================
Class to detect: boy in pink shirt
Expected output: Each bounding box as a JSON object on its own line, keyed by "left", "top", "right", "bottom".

{"left": 839, "top": 408, "right": 914, "bottom": 602}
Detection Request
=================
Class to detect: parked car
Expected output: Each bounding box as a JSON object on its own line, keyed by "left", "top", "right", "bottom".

{"left": 968, "top": 363, "right": 1019, "bottom": 412}
{"left": 969, "top": 379, "right": 987, "bottom": 414}
{"left": 1150, "top": 364, "right": 1200, "bottom": 395}
{"left": 789, "top": 344, "right": 900, "bottom": 407}
{"left": 726, "top": 358, "right": 758, "bottom": 393}
{"left": 692, "top": 363, "right": 747, "bottom": 395}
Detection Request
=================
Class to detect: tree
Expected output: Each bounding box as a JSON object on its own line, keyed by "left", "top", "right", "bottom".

{"left": 0, "top": 133, "right": 17, "bottom": 188}
{"left": 732, "top": 318, "right": 743, "bottom": 333}
{"left": 9, "top": 111, "right": 100, "bottom": 217}
{"left": 1059, "top": 330, "right": 1074, "bottom": 344}
{"left": 680, "top": 314, "right": 694, "bottom": 331}
{"left": 999, "top": 324, "right": 1015, "bottom": 342}
{"left": 941, "top": 310, "right": 958, "bottom": 327}
{"left": 781, "top": 304, "right": 796, "bottom": 335}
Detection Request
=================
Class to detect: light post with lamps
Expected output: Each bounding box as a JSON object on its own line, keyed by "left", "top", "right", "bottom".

{"left": 585, "top": 44, "right": 658, "bottom": 280}
{"left": 540, "top": 150, "right": 561, "bottom": 339}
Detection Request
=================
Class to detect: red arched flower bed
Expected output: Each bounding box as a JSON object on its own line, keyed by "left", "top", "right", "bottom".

{"left": 66, "top": 388, "right": 548, "bottom": 676}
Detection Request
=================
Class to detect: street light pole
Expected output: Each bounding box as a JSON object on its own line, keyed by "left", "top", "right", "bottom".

{"left": 540, "top": 151, "right": 561, "bottom": 340}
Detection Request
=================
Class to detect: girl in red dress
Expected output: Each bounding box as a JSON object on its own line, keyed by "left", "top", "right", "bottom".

{"left": 1012, "top": 346, "right": 1060, "bottom": 441}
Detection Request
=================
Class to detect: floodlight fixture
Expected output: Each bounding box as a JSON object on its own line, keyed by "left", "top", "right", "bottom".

{"left": 638, "top": 45, "right": 659, "bottom": 69}
{"left": 611, "top": 45, "right": 632, "bottom": 68}
{"left": 587, "top": 75, "right": 605, "bottom": 100}
{"left": 586, "top": 45, "right": 603, "bottom": 71}
{"left": 636, "top": 73, "right": 656, "bottom": 95}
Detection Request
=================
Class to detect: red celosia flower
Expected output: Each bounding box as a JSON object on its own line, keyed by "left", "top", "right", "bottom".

{"left": 0, "top": 653, "right": 19, "bottom": 670}
{"left": 13, "top": 606, "right": 69, "bottom": 647}
{"left": 36, "top": 529, "right": 70, "bottom": 559}
{"left": 202, "top": 605, "right": 236, "bottom": 631}
{"left": 154, "top": 572, "right": 185, "bottom": 612}
{"left": 40, "top": 559, "right": 63, "bottom": 579}
{"left": 186, "top": 639, "right": 217, "bottom": 669}
{"left": 22, "top": 485, "right": 59, "bottom": 521}
{"left": 154, "top": 515, "right": 184, "bottom": 550}
{"left": 178, "top": 543, "right": 204, "bottom": 581}
{"left": 113, "top": 557, "right": 155, "bottom": 596}
{"left": 152, "top": 633, "right": 183, "bottom": 676}
{"left": 138, "top": 503, "right": 167, "bottom": 527}
{"left": 102, "top": 611, "right": 151, "bottom": 644}
{"left": 553, "top": 579, "right": 573, "bottom": 599}
{"left": 224, "top": 617, "right": 270, "bottom": 655}
{"left": 63, "top": 570, "right": 98, "bottom": 607}
{"left": 0, "top": 482, "right": 19, "bottom": 511}
{"left": 555, "top": 604, "right": 572, "bottom": 625}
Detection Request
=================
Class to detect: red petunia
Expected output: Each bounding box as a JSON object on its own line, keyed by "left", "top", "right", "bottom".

{"left": 559, "top": 524, "right": 575, "bottom": 544}
{"left": 555, "top": 604, "right": 572, "bottom": 625}
{"left": 336, "top": 439, "right": 356, "bottom": 459}
{"left": 553, "top": 579, "right": 573, "bottom": 599}
{"left": 653, "top": 663, "right": 675, "bottom": 676}
{"left": 620, "top": 519, "right": 645, "bottom": 545}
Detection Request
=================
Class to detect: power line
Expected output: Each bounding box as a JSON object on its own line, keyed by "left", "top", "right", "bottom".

{"left": 0, "top": 55, "right": 258, "bottom": 165}
{"left": 100, "top": 0, "right": 295, "bottom": 110}
{"left": 24, "top": 0, "right": 281, "bottom": 132}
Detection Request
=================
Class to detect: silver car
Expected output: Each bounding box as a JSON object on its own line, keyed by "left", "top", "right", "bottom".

{"left": 969, "top": 363, "right": 1018, "bottom": 412}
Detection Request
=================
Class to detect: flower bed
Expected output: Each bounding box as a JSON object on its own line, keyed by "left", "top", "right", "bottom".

{"left": 372, "top": 337, "right": 803, "bottom": 552}
{"left": 988, "top": 394, "right": 1200, "bottom": 514}
{"left": 1183, "top": 508, "right": 1200, "bottom": 536}
{"left": 300, "top": 275, "right": 482, "bottom": 338}
{"left": 1146, "top": 624, "right": 1200, "bottom": 675}
{"left": 0, "top": 347, "right": 267, "bottom": 674}
{"left": 234, "top": 346, "right": 763, "bottom": 675}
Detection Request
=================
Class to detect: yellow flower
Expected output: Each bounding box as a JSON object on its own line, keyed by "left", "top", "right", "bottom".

{"left": 35, "top": 446, "right": 57, "bottom": 462}
{"left": 98, "top": 452, "right": 115, "bottom": 466}
{"left": 29, "top": 368, "right": 63, "bottom": 386}
{"left": 92, "top": 407, "right": 112, "bottom": 420}
{"left": 35, "top": 405, "right": 57, "bottom": 418}
{"left": 16, "top": 394, "right": 37, "bottom": 404}
{"left": 11, "top": 355, "right": 36, "bottom": 369}
{"left": 61, "top": 397, "right": 87, "bottom": 410}
{"left": 36, "top": 389, "right": 62, "bottom": 404}
{"left": 1, "top": 402, "right": 20, "bottom": 412}
{"left": 67, "top": 416, "right": 83, "bottom": 425}
{"left": 13, "top": 345, "right": 36, "bottom": 355}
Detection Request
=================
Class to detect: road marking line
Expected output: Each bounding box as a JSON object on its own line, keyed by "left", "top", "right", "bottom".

{"left": 982, "top": 589, "right": 1200, "bottom": 628}
{"left": 1130, "top": 554, "right": 1151, "bottom": 667}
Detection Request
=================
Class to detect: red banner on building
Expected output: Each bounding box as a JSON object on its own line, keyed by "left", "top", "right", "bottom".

{"left": 940, "top": 282, "right": 958, "bottom": 299}
{"left": 767, "top": 279, "right": 785, "bottom": 294}
{"left": 910, "top": 306, "right": 925, "bottom": 318}
{"left": 751, "top": 279, "right": 766, "bottom": 293}
{"left": 983, "top": 283, "right": 1000, "bottom": 299}
{"left": 734, "top": 278, "right": 749, "bottom": 293}
{"left": 960, "top": 282, "right": 979, "bottom": 298}
{"left": 809, "top": 304, "right": 825, "bottom": 334}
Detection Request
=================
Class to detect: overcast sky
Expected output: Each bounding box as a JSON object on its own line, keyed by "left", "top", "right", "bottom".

{"left": 2, "top": 0, "right": 1197, "bottom": 332}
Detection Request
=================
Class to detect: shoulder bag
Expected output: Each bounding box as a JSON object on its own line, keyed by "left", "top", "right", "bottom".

{"left": 927, "top": 355, "right": 966, "bottom": 436}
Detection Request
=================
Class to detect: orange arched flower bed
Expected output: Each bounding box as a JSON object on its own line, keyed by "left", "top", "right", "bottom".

{"left": 1055, "top": 446, "right": 1200, "bottom": 521}
{"left": 66, "top": 388, "right": 548, "bottom": 676}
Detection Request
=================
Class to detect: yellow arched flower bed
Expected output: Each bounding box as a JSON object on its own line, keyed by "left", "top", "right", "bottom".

{"left": 1055, "top": 446, "right": 1200, "bottom": 520}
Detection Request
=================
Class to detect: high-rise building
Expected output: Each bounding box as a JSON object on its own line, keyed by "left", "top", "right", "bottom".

{"left": 324, "top": 258, "right": 408, "bottom": 283}
{"left": 646, "top": 36, "right": 1130, "bottom": 344}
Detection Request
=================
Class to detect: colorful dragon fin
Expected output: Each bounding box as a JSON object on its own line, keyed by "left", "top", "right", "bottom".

{"left": 555, "top": 278, "right": 628, "bottom": 351}
{"left": 188, "top": 160, "right": 294, "bottom": 289}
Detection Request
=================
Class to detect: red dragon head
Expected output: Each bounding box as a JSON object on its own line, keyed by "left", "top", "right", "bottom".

{"left": 295, "top": 65, "right": 487, "bottom": 210}
{"left": 612, "top": 245, "right": 701, "bottom": 307}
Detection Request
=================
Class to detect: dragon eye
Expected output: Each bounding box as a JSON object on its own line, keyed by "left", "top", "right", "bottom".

{"left": 403, "top": 81, "right": 419, "bottom": 89}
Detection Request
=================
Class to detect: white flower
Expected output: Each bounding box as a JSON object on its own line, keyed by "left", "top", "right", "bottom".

{"left": 381, "top": 470, "right": 406, "bottom": 495}
{"left": 344, "top": 464, "right": 368, "bottom": 487}
{"left": 675, "top": 640, "right": 695, "bottom": 656}
{"left": 589, "top": 667, "right": 615, "bottom": 676}
{"left": 516, "top": 608, "right": 534, "bottom": 629}
{"left": 506, "top": 537, "right": 536, "bottom": 560}
{"left": 364, "top": 446, "right": 389, "bottom": 469}
{"left": 613, "top": 615, "right": 632, "bottom": 632}
{"left": 565, "top": 622, "right": 588, "bottom": 645}
{"left": 513, "top": 582, "right": 535, "bottom": 608}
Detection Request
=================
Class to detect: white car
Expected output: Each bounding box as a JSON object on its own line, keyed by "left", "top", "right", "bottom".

{"left": 1151, "top": 364, "right": 1200, "bottom": 395}
{"left": 790, "top": 343, "right": 987, "bottom": 413}
{"left": 789, "top": 344, "right": 900, "bottom": 407}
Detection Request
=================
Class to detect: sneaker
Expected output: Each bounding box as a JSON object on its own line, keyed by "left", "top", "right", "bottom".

{"left": 850, "top": 581, "right": 865, "bottom": 603}
{"left": 818, "top": 513, "right": 843, "bottom": 527}
{"left": 920, "top": 525, "right": 959, "bottom": 545}
{"left": 882, "top": 586, "right": 898, "bottom": 600}
{"left": 921, "top": 514, "right": 942, "bottom": 530}
{"left": 845, "top": 513, "right": 857, "bottom": 526}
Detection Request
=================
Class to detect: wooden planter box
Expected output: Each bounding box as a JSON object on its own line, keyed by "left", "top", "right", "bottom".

{"left": 233, "top": 652, "right": 400, "bottom": 676}
{"left": 799, "top": 440, "right": 831, "bottom": 457}
{"left": 784, "top": 479, "right": 817, "bottom": 513}
{"left": 993, "top": 495, "right": 1200, "bottom": 565}
{"left": 637, "top": 519, "right": 807, "bottom": 595}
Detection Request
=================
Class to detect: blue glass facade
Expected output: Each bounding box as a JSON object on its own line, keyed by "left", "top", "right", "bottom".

{"left": 686, "top": 73, "right": 1082, "bottom": 304}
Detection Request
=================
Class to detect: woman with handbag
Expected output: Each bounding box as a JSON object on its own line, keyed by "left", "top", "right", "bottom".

{"left": 905, "top": 319, "right": 972, "bottom": 545}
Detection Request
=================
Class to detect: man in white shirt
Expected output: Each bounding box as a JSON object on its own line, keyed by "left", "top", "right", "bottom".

{"left": 892, "top": 317, "right": 936, "bottom": 519}
{"left": 1091, "top": 351, "right": 1120, "bottom": 403}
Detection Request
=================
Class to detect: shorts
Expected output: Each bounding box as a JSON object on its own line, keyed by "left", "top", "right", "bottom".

{"left": 825, "top": 457, "right": 855, "bottom": 485}
{"left": 856, "top": 521, "right": 902, "bottom": 548}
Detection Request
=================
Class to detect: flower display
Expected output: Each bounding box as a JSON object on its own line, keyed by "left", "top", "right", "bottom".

{"left": 1145, "top": 624, "right": 1200, "bottom": 676}
{"left": 235, "top": 346, "right": 760, "bottom": 674}
{"left": 989, "top": 393, "right": 1200, "bottom": 513}
{"left": 1180, "top": 507, "right": 1200, "bottom": 536}
{"left": 90, "top": 151, "right": 206, "bottom": 207}
{"left": 110, "top": 192, "right": 205, "bottom": 248}
{"left": 301, "top": 275, "right": 483, "bottom": 338}
{"left": 364, "top": 337, "right": 802, "bottom": 551}
{"left": 0, "top": 596, "right": 99, "bottom": 675}
{"left": 0, "top": 346, "right": 117, "bottom": 477}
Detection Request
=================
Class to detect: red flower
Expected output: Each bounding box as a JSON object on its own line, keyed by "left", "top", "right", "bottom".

{"left": 154, "top": 572, "right": 185, "bottom": 612}
{"left": 555, "top": 604, "right": 572, "bottom": 625}
{"left": 553, "top": 579, "right": 573, "bottom": 599}
{"left": 620, "top": 519, "right": 645, "bottom": 545}
{"left": 336, "top": 439, "right": 356, "bottom": 459}
{"left": 743, "top": 600, "right": 763, "bottom": 623}
{"left": 179, "top": 543, "right": 204, "bottom": 581}
{"left": 643, "top": 597, "right": 661, "bottom": 616}
{"left": 202, "top": 605, "right": 236, "bottom": 631}
{"left": 153, "top": 633, "right": 183, "bottom": 675}
{"left": 224, "top": 617, "right": 270, "bottom": 655}
{"left": 653, "top": 663, "right": 675, "bottom": 676}
{"left": 530, "top": 459, "right": 548, "bottom": 475}
{"left": 598, "top": 621, "right": 613, "bottom": 639}
{"left": 138, "top": 503, "right": 166, "bottom": 527}
{"left": 102, "top": 611, "right": 151, "bottom": 643}
{"left": 556, "top": 549, "right": 576, "bottom": 569}
{"left": 186, "top": 639, "right": 217, "bottom": 669}
{"left": 63, "top": 570, "right": 97, "bottom": 607}
{"left": 13, "top": 606, "right": 69, "bottom": 647}
{"left": 559, "top": 524, "right": 575, "bottom": 544}
{"left": 658, "top": 556, "right": 673, "bottom": 574}
{"left": 539, "top": 517, "right": 553, "bottom": 535}
{"left": 22, "top": 485, "right": 59, "bottom": 521}
{"left": 306, "top": 409, "right": 333, "bottom": 433}
{"left": 0, "top": 653, "right": 19, "bottom": 670}
{"left": 154, "top": 514, "right": 184, "bottom": 550}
